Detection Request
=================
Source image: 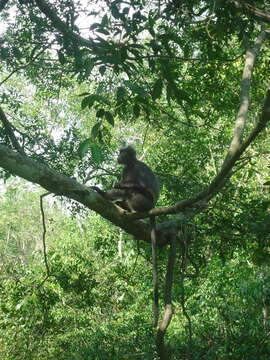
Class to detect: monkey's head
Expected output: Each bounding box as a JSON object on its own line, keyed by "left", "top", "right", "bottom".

{"left": 117, "top": 146, "right": 136, "bottom": 165}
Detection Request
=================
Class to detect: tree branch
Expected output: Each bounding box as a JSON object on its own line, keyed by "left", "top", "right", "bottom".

{"left": 34, "top": 0, "right": 96, "bottom": 48}
{"left": 0, "top": 41, "right": 55, "bottom": 86}
{"left": 227, "top": 0, "right": 270, "bottom": 24}
{"left": 0, "top": 106, "right": 25, "bottom": 155}
{"left": 0, "top": 144, "right": 172, "bottom": 244}
{"left": 0, "top": 78, "right": 269, "bottom": 243}
{"left": 223, "top": 28, "right": 267, "bottom": 166}
{"left": 148, "top": 84, "right": 270, "bottom": 217}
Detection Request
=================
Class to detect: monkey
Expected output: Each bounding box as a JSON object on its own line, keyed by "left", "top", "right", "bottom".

{"left": 93, "top": 146, "right": 159, "bottom": 210}
{"left": 91, "top": 145, "right": 160, "bottom": 326}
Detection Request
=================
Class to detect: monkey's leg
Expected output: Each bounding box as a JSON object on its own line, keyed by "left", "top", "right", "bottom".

{"left": 89, "top": 186, "right": 106, "bottom": 196}
{"left": 91, "top": 187, "right": 130, "bottom": 210}
{"left": 90, "top": 187, "right": 126, "bottom": 200}
{"left": 105, "top": 188, "right": 128, "bottom": 201}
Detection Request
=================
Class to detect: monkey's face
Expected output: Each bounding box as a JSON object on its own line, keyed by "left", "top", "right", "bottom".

{"left": 117, "top": 147, "right": 136, "bottom": 164}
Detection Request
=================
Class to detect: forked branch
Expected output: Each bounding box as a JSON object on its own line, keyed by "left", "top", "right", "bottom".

{"left": 0, "top": 106, "right": 25, "bottom": 155}
{"left": 149, "top": 84, "right": 270, "bottom": 217}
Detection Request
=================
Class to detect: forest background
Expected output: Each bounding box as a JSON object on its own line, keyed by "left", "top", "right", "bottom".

{"left": 1, "top": 0, "right": 270, "bottom": 359}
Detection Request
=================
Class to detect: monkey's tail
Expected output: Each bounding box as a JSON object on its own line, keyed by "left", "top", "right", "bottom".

{"left": 150, "top": 215, "right": 159, "bottom": 327}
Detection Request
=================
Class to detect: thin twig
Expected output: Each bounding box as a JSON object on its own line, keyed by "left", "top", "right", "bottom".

{"left": 0, "top": 42, "right": 54, "bottom": 86}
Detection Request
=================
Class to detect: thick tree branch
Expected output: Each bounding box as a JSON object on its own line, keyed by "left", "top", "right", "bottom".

{"left": 34, "top": 0, "right": 95, "bottom": 48}
{"left": 223, "top": 29, "right": 266, "bottom": 166}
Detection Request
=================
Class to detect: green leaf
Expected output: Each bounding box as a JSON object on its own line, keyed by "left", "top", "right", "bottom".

{"left": 133, "top": 103, "right": 140, "bottom": 117}
{"left": 57, "top": 51, "right": 66, "bottom": 65}
{"left": 104, "top": 111, "right": 114, "bottom": 126}
{"left": 78, "top": 92, "right": 90, "bottom": 97}
{"left": 122, "top": 7, "right": 129, "bottom": 15}
{"left": 124, "top": 80, "right": 148, "bottom": 98}
{"left": 96, "top": 94, "right": 111, "bottom": 105}
{"left": 90, "top": 23, "right": 100, "bottom": 30}
{"left": 91, "top": 122, "right": 101, "bottom": 138}
{"left": 96, "top": 28, "right": 110, "bottom": 36}
{"left": 116, "top": 87, "right": 127, "bottom": 102}
{"left": 172, "top": 86, "right": 191, "bottom": 104}
{"left": 101, "top": 14, "right": 109, "bottom": 27}
{"left": 99, "top": 65, "right": 106, "bottom": 75}
{"left": 84, "top": 58, "right": 95, "bottom": 77}
{"left": 81, "top": 95, "right": 96, "bottom": 109}
{"left": 152, "top": 78, "right": 163, "bottom": 100}
{"left": 81, "top": 94, "right": 110, "bottom": 110}
{"left": 91, "top": 143, "right": 102, "bottom": 165}
{"left": 111, "top": 3, "right": 120, "bottom": 19}
{"left": 78, "top": 138, "right": 91, "bottom": 159}
{"left": 96, "top": 108, "right": 105, "bottom": 118}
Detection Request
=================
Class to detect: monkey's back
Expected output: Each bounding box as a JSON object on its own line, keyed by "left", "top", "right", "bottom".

{"left": 122, "top": 160, "right": 160, "bottom": 204}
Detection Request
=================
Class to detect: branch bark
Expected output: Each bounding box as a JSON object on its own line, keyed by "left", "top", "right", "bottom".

{"left": 223, "top": 29, "right": 266, "bottom": 166}
{"left": 34, "top": 0, "right": 96, "bottom": 48}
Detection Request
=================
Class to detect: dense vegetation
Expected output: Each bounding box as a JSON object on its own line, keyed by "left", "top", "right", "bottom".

{"left": 1, "top": 0, "right": 270, "bottom": 359}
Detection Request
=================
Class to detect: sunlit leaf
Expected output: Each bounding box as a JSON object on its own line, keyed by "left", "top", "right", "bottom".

{"left": 116, "top": 87, "right": 127, "bottom": 102}
{"left": 78, "top": 138, "right": 91, "bottom": 158}
{"left": 91, "top": 143, "right": 102, "bottom": 165}
{"left": 152, "top": 78, "right": 163, "bottom": 100}
{"left": 91, "top": 122, "right": 101, "bottom": 138}
{"left": 133, "top": 103, "right": 140, "bottom": 117}
{"left": 96, "top": 108, "right": 105, "bottom": 118}
{"left": 124, "top": 80, "right": 148, "bottom": 98}
{"left": 104, "top": 111, "right": 114, "bottom": 126}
